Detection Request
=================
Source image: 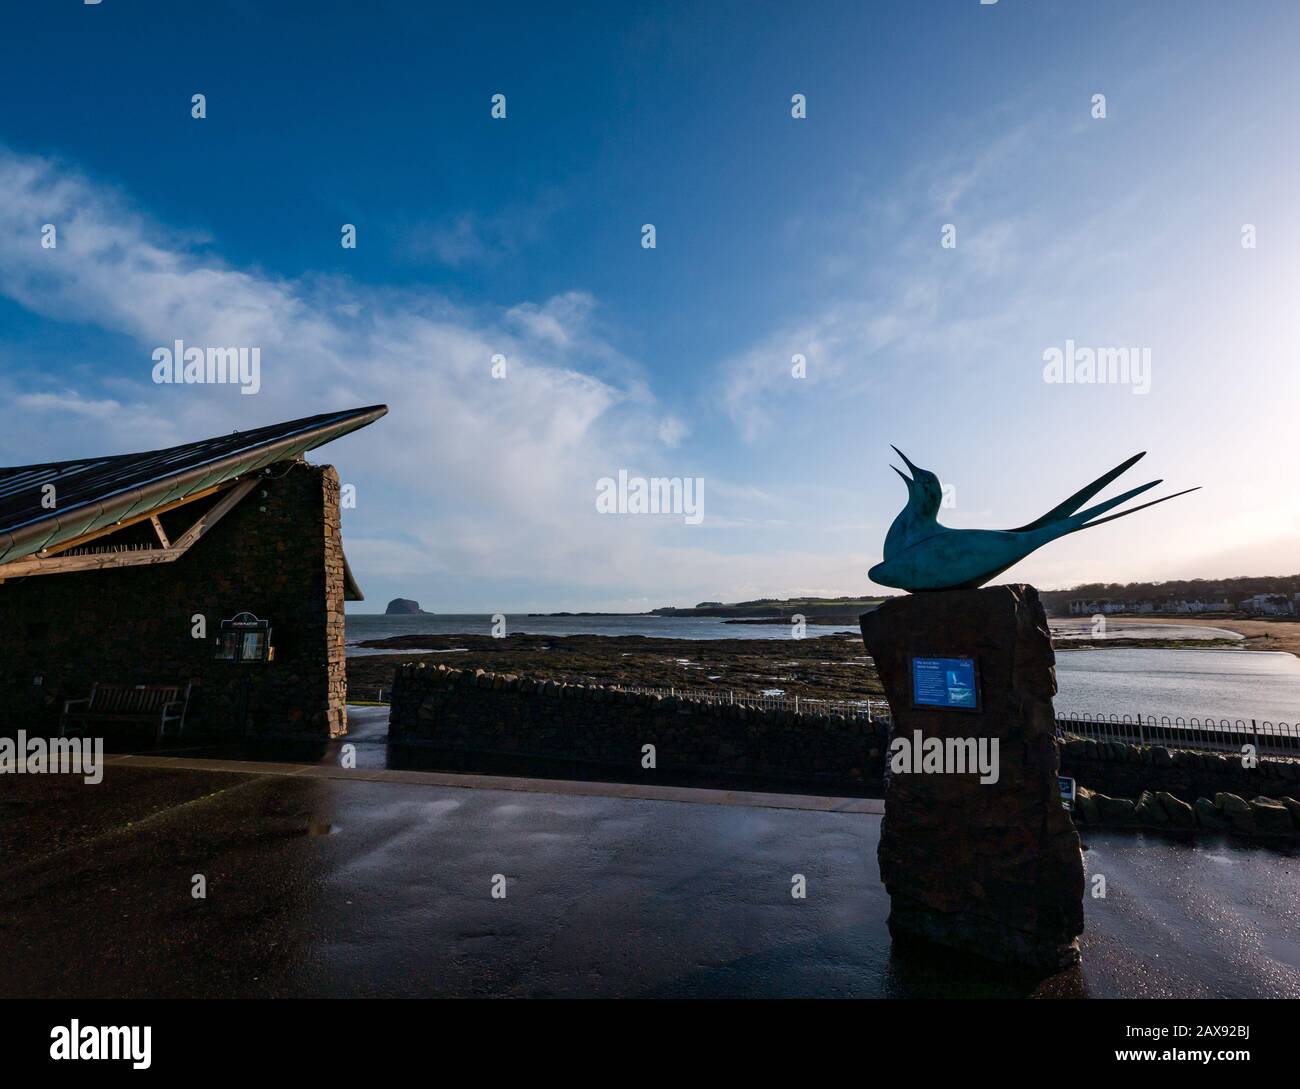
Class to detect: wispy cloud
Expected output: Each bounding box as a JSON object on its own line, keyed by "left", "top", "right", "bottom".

{"left": 397, "top": 194, "right": 561, "bottom": 268}
{"left": 0, "top": 146, "right": 862, "bottom": 606}
{"left": 14, "top": 390, "right": 123, "bottom": 420}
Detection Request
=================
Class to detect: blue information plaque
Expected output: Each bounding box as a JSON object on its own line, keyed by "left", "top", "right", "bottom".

{"left": 1059, "top": 775, "right": 1076, "bottom": 811}
{"left": 911, "top": 656, "right": 979, "bottom": 710}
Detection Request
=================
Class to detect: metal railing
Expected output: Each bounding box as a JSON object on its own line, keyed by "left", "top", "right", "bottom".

{"left": 350, "top": 679, "right": 1296, "bottom": 760}
{"left": 347, "top": 682, "right": 889, "bottom": 719}
{"left": 610, "top": 685, "right": 890, "bottom": 720}
{"left": 1058, "top": 712, "right": 1300, "bottom": 758}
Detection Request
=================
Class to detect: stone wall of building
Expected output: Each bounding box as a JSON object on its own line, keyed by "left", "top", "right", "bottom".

{"left": 0, "top": 461, "right": 346, "bottom": 739}
{"left": 322, "top": 469, "right": 347, "bottom": 734}
{"left": 388, "top": 662, "right": 885, "bottom": 786}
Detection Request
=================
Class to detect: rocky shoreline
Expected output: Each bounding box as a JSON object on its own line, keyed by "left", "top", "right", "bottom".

{"left": 346, "top": 632, "right": 880, "bottom": 700}
{"left": 345, "top": 625, "right": 1268, "bottom": 703}
{"left": 347, "top": 624, "right": 1270, "bottom": 700}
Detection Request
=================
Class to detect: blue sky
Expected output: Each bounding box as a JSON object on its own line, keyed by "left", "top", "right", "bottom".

{"left": 1, "top": 0, "right": 1298, "bottom": 611}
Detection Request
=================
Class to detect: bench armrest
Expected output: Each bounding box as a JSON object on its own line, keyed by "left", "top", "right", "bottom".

{"left": 62, "top": 698, "right": 91, "bottom": 714}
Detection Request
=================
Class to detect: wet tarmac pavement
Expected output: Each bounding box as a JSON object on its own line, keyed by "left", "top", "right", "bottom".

{"left": 2, "top": 758, "right": 1298, "bottom": 998}
{"left": 1077, "top": 830, "right": 1300, "bottom": 999}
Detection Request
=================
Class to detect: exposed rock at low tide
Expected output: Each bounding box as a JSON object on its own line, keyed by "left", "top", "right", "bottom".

{"left": 348, "top": 632, "right": 880, "bottom": 701}
{"left": 385, "top": 598, "right": 431, "bottom": 615}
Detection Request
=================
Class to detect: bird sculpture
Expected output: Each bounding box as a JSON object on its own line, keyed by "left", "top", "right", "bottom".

{"left": 868, "top": 447, "right": 1199, "bottom": 592}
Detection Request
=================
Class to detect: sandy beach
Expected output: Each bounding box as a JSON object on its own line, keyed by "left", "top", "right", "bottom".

{"left": 1113, "top": 617, "right": 1300, "bottom": 658}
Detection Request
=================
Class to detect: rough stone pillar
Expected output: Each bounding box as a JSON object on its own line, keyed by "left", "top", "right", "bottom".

{"left": 860, "top": 584, "right": 1084, "bottom": 970}
{"left": 320, "top": 466, "right": 348, "bottom": 738}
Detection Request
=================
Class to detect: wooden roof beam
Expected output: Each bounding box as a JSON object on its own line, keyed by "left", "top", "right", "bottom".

{"left": 0, "top": 477, "right": 258, "bottom": 582}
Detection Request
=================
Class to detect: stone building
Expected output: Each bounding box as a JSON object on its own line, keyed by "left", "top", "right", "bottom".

{"left": 0, "top": 405, "right": 386, "bottom": 740}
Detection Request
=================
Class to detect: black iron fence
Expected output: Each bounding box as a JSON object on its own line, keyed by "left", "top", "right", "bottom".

{"left": 1057, "top": 712, "right": 1300, "bottom": 758}
{"left": 613, "top": 685, "right": 889, "bottom": 719}
{"left": 347, "top": 683, "right": 1299, "bottom": 761}
{"left": 348, "top": 682, "right": 889, "bottom": 719}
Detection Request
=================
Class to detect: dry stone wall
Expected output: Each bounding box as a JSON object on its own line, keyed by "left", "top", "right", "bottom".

{"left": 1059, "top": 735, "right": 1300, "bottom": 801}
{"left": 388, "top": 662, "right": 885, "bottom": 787}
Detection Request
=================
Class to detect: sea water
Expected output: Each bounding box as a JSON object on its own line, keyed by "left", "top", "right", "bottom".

{"left": 344, "top": 613, "right": 1300, "bottom": 724}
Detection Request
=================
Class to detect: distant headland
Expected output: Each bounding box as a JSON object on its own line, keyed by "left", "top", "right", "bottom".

{"left": 385, "top": 598, "right": 433, "bottom": 616}
{"left": 523, "top": 575, "right": 1300, "bottom": 629}
{"left": 530, "top": 596, "right": 888, "bottom": 625}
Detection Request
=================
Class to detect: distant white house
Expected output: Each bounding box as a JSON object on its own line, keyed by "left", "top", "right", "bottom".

{"left": 1166, "top": 599, "right": 1230, "bottom": 614}
{"left": 1070, "top": 594, "right": 1293, "bottom": 617}
{"left": 1239, "top": 593, "right": 1296, "bottom": 616}
{"left": 1067, "top": 599, "right": 1154, "bottom": 616}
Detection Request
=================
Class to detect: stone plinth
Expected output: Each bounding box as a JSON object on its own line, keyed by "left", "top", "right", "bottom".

{"left": 860, "top": 585, "right": 1084, "bottom": 970}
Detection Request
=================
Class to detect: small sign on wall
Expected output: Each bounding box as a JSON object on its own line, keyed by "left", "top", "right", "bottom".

{"left": 215, "top": 612, "right": 275, "bottom": 663}
{"left": 910, "top": 656, "right": 980, "bottom": 710}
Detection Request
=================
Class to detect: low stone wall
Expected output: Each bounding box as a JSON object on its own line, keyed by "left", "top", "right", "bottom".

{"left": 1075, "top": 787, "right": 1300, "bottom": 838}
{"left": 1059, "top": 735, "right": 1300, "bottom": 800}
{"left": 388, "top": 663, "right": 885, "bottom": 786}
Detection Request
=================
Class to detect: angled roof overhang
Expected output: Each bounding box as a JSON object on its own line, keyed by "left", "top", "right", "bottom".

{"left": 342, "top": 551, "right": 365, "bottom": 602}
{"left": 0, "top": 404, "right": 387, "bottom": 567}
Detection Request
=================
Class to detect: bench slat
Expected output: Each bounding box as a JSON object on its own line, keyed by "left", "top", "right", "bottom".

{"left": 89, "top": 686, "right": 182, "bottom": 713}
{"left": 67, "top": 683, "right": 191, "bottom": 741}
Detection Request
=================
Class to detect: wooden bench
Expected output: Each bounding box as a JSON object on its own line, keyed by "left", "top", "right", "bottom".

{"left": 60, "top": 683, "right": 192, "bottom": 743}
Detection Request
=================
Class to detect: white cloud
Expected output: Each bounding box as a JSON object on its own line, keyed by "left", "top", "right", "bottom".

{"left": 0, "top": 149, "right": 647, "bottom": 588}
{"left": 0, "top": 146, "right": 860, "bottom": 607}
{"left": 656, "top": 415, "right": 688, "bottom": 447}
{"left": 398, "top": 194, "right": 560, "bottom": 268}
{"left": 14, "top": 391, "right": 122, "bottom": 419}
{"left": 412, "top": 212, "right": 489, "bottom": 266}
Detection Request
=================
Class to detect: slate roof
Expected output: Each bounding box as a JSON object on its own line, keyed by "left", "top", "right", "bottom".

{"left": 0, "top": 405, "right": 387, "bottom": 566}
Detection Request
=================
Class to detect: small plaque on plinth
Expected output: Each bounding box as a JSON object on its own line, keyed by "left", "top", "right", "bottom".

{"left": 910, "top": 655, "right": 979, "bottom": 711}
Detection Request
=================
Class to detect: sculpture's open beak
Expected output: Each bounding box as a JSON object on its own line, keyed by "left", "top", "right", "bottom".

{"left": 891, "top": 464, "right": 913, "bottom": 487}
{"left": 890, "top": 445, "right": 921, "bottom": 479}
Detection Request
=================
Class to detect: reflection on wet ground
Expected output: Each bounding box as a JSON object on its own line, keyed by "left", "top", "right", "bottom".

{"left": 2, "top": 757, "right": 1296, "bottom": 998}
{"left": 1075, "top": 829, "right": 1300, "bottom": 999}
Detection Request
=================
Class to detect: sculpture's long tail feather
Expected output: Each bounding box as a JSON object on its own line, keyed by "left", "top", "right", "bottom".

{"left": 1009, "top": 451, "right": 1147, "bottom": 533}
{"left": 1070, "top": 486, "right": 1202, "bottom": 531}
{"left": 1068, "top": 478, "right": 1164, "bottom": 526}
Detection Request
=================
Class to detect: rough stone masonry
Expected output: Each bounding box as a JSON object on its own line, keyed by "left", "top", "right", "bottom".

{"left": 388, "top": 662, "right": 885, "bottom": 787}
{"left": 860, "top": 585, "right": 1085, "bottom": 970}
{"left": 0, "top": 462, "right": 347, "bottom": 740}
